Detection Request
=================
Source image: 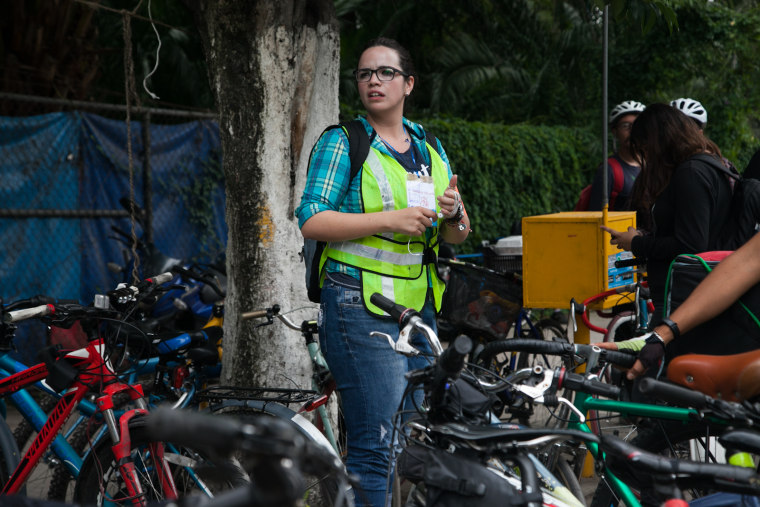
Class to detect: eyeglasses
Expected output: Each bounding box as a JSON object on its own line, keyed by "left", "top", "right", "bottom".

{"left": 353, "top": 66, "right": 408, "bottom": 82}
{"left": 616, "top": 122, "right": 634, "bottom": 131}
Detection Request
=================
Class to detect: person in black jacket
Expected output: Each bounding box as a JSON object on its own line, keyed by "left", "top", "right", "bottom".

{"left": 601, "top": 103, "right": 733, "bottom": 328}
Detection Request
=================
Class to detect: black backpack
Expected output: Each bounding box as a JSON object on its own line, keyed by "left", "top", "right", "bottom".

{"left": 302, "top": 120, "right": 441, "bottom": 303}
{"left": 303, "top": 120, "right": 369, "bottom": 303}
{"left": 695, "top": 153, "right": 760, "bottom": 250}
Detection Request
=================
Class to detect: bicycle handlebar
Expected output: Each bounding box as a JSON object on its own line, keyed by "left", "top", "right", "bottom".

{"left": 4, "top": 304, "right": 54, "bottom": 323}
{"left": 560, "top": 370, "right": 621, "bottom": 399}
{"left": 638, "top": 377, "right": 709, "bottom": 410}
{"left": 144, "top": 407, "right": 347, "bottom": 486}
{"left": 426, "top": 335, "right": 473, "bottom": 421}
{"left": 107, "top": 271, "right": 173, "bottom": 306}
{"left": 370, "top": 293, "right": 418, "bottom": 326}
{"left": 475, "top": 339, "right": 637, "bottom": 369}
{"left": 638, "top": 377, "right": 760, "bottom": 425}
{"left": 600, "top": 433, "right": 760, "bottom": 491}
{"left": 240, "top": 305, "right": 311, "bottom": 333}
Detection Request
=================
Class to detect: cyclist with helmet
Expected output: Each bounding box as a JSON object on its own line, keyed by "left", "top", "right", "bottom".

{"left": 670, "top": 97, "right": 708, "bottom": 129}
{"left": 587, "top": 100, "right": 646, "bottom": 211}
{"left": 671, "top": 97, "right": 739, "bottom": 175}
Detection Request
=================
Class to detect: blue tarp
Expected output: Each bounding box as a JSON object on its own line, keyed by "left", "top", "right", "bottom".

{"left": 0, "top": 111, "right": 226, "bottom": 364}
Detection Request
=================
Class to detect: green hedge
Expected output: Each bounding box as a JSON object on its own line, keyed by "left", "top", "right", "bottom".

{"left": 420, "top": 117, "right": 598, "bottom": 253}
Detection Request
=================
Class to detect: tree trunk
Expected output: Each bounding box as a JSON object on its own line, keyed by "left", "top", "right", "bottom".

{"left": 184, "top": 1, "right": 339, "bottom": 389}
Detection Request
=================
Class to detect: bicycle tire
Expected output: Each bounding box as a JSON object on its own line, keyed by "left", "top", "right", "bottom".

{"left": 555, "top": 455, "right": 584, "bottom": 505}
{"left": 11, "top": 394, "right": 85, "bottom": 500}
{"left": 46, "top": 415, "right": 94, "bottom": 500}
{"left": 208, "top": 401, "right": 347, "bottom": 507}
{"left": 603, "top": 311, "right": 638, "bottom": 343}
{"left": 11, "top": 395, "right": 58, "bottom": 451}
{"left": 0, "top": 414, "right": 21, "bottom": 487}
{"left": 72, "top": 413, "right": 245, "bottom": 506}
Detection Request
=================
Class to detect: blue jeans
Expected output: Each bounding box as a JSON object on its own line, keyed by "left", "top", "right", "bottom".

{"left": 318, "top": 279, "right": 435, "bottom": 507}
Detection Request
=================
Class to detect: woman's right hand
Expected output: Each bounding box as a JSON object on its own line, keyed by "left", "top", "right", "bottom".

{"left": 392, "top": 207, "right": 438, "bottom": 236}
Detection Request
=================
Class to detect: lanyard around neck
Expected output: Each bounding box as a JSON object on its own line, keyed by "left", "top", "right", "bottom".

{"left": 376, "top": 125, "right": 415, "bottom": 168}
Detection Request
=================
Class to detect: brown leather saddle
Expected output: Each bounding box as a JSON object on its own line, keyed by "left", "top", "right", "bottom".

{"left": 667, "top": 349, "right": 760, "bottom": 402}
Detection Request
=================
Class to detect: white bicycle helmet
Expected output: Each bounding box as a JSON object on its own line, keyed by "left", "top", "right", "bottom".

{"left": 609, "top": 100, "right": 646, "bottom": 126}
{"left": 670, "top": 98, "right": 707, "bottom": 126}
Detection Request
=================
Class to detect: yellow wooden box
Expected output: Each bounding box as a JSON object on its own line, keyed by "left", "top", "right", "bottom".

{"left": 521, "top": 211, "right": 637, "bottom": 309}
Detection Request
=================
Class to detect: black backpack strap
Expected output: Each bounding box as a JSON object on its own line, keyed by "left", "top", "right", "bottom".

{"left": 425, "top": 130, "right": 442, "bottom": 157}
{"left": 691, "top": 153, "right": 739, "bottom": 180}
{"left": 341, "top": 119, "right": 371, "bottom": 182}
{"left": 308, "top": 120, "right": 371, "bottom": 185}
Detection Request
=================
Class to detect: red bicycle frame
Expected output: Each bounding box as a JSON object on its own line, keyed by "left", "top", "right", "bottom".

{"left": 0, "top": 338, "right": 178, "bottom": 504}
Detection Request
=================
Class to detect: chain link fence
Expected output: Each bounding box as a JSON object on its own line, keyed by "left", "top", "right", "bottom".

{"left": 0, "top": 93, "right": 225, "bottom": 363}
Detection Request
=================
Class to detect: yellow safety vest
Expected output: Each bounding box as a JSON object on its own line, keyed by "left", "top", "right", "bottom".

{"left": 322, "top": 142, "right": 449, "bottom": 316}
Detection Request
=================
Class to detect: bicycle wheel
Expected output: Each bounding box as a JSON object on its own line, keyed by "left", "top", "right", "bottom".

{"left": 209, "top": 401, "right": 347, "bottom": 507}
{"left": 72, "top": 414, "right": 244, "bottom": 506}
{"left": 0, "top": 414, "right": 21, "bottom": 487}
{"left": 514, "top": 318, "right": 573, "bottom": 428}
{"left": 554, "top": 455, "right": 584, "bottom": 505}
{"left": 11, "top": 395, "right": 88, "bottom": 500}
{"left": 603, "top": 311, "right": 638, "bottom": 343}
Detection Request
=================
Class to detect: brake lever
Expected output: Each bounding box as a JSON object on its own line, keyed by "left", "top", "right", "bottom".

{"left": 513, "top": 366, "right": 554, "bottom": 401}
{"left": 370, "top": 329, "right": 420, "bottom": 356}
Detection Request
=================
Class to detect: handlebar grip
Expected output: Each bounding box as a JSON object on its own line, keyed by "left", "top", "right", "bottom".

{"left": 439, "top": 335, "right": 472, "bottom": 377}
{"left": 561, "top": 371, "right": 620, "bottom": 399}
{"left": 601, "top": 434, "right": 760, "bottom": 486}
{"left": 370, "top": 293, "right": 412, "bottom": 323}
{"left": 614, "top": 258, "right": 644, "bottom": 268}
{"left": 599, "top": 349, "right": 638, "bottom": 368}
{"left": 241, "top": 309, "right": 269, "bottom": 320}
{"left": 145, "top": 407, "right": 245, "bottom": 456}
{"left": 637, "top": 377, "right": 709, "bottom": 409}
{"left": 147, "top": 272, "right": 174, "bottom": 286}
{"left": 4, "top": 304, "right": 54, "bottom": 323}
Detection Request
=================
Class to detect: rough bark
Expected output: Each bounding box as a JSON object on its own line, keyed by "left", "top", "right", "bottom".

{"left": 184, "top": 0, "right": 339, "bottom": 389}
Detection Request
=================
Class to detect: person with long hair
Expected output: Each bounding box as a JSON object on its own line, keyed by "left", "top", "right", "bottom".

{"left": 601, "top": 103, "right": 733, "bottom": 329}
{"left": 596, "top": 103, "right": 736, "bottom": 507}
{"left": 296, "top": 37, "right": 470, "bottom": 506}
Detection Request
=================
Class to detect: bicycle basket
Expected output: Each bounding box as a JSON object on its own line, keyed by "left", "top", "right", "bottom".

{"left": 482, "top": 236, "right": 523, "bottom": 274}
{"left": 439, "top": 259, "right": 522, "bottom": 341}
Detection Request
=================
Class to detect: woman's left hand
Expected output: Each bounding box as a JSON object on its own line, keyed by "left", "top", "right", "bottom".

{"left": 437, "top": 174, "right": 461, "bottom": 218}
{"left": 600, "top": 225, "right": 641, "bottom": 251}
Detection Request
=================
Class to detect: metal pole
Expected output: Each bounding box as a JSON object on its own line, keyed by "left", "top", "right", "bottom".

{"left": 602, "top": 4, "right": 609, "bottom": 212}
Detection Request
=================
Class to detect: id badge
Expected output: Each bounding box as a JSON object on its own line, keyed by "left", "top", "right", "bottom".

{"left": 406, "top": 174, "right": 437, "bottom": 226}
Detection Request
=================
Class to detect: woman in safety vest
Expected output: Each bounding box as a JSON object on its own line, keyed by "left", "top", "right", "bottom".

{"left": 296, "top": 37, "right": 470, "bottom": 506}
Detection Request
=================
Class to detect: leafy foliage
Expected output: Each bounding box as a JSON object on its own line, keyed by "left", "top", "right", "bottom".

{"left": 337, "top": 0, "right": 759, "bottom": 167}
{"left": 416, "top": 117, "right": 597, "bottom": 252}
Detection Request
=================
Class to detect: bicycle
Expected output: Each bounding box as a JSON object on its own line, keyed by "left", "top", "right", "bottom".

{"left": 0, "top": 274, "right": 241, "bottom": 505}
{"left": 239, "top": 305, "right": 345, "bottom": 457}
{"left": 3, "top": 272, "right": 225, "bottom": 500}
{"left": 369, "top": 293, "right": 598, "bottom": 506}
{"left": 144, "top": 406, "right": 354, "bottom": 507}
{"left": 475, "top": 337, "right": 760, "bottom": 506}
{"left": 436, "top": 257, "right": 571, "bottom": 428}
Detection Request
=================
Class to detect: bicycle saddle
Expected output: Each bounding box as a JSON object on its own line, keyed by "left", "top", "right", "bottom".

{"left": 667, "top": 349, "right": 760, "bottom": 401}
